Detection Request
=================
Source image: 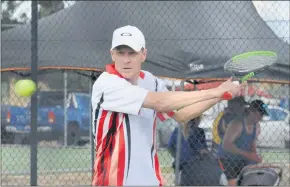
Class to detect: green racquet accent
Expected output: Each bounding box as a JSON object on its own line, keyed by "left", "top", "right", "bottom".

{"left": 232, "top": 51, "right": 277, "bottom": 63}
{"left": 240, "top": 72, "right": 255, "bottom": 82}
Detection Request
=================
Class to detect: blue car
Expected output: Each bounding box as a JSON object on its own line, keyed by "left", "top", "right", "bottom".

{"left": 1, "top": 91, "right": 91, "bottom": 145}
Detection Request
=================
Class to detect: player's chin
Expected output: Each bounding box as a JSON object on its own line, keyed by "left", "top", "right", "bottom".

{"left": 121, "top": 73, "right": 132, "bottom": 80}
{"left": 121, "top": 72, "right": 134, "bottom": 80}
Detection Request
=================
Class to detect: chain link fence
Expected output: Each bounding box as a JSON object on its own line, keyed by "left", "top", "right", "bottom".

{"left": 157, "top": 79, "right": 290, "bottom": 186}
{"left": 1, "top": 70, "right": 96, "bottom": 186}
{"left": 1, "top": 1, "right": 289, "bottom": 186}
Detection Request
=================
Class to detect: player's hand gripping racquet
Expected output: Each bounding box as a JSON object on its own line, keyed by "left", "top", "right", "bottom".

{"left": 222, "top": 51, "right": 278, "bottom": 100}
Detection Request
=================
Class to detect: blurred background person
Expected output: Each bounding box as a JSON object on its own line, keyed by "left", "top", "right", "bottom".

{"left": 167, "top": 116, "right": 204, "bottom": 185}
{"left": 216, "top": 100, "right": 268, "bottom": 186}
{"left": 212, "top": 96, "right": 248, "bottom": 157}
{"left": 167, "top": 119, "right": 193, "bottom": 185}
{"left": 180, "top": 116, "right": 223, "bottom": 186}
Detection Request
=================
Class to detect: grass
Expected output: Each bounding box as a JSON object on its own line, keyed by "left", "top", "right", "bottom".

{"left": 1, "top": 146, "right": 289, "bottom": 174}
{"left": 260, "top": 150, "right": 290, "bottom": 162}
{"left": 1, "top": 146, "right": 91, "bottom": 173}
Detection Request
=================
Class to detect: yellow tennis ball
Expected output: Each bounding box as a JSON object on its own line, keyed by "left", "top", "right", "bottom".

{"left": 14, "top": 79, "right": 37, "bottom": 97}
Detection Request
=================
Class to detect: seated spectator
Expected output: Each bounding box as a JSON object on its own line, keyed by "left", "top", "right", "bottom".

{"left": 167, "top": 119, "right": 192, "bottom": 185}
{"left": 186, "top": 116, "right": 208, "bottom": 157}
{"left": 180, "top": 116, "right": 223, "bottom": 186}
{"left": 167, "top": 122, "right": 191, "bottom": 171}
{"left": 167, "top": 116, "right": 203, "bottom": 170}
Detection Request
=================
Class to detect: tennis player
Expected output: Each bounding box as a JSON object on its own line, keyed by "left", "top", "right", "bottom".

{"left": 91, "top": 25, "right": 243, "bottom": 186}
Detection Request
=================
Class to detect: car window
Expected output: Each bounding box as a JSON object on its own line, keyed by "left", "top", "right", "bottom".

{"left": 267, "top": 108, "right": 287, "bottom": 121}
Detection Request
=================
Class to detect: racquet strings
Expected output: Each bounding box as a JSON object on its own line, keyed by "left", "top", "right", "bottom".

{"left": 224, "top": 52, "right": 277, "bottom": 74}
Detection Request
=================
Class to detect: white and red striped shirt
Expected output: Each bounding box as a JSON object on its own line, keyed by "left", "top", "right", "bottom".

{"left": 91, "top": 64, "right": 174, "bottom": 186}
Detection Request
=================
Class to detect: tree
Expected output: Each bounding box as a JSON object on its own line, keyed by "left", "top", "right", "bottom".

{"left": 1, "top": 1, "right": 65, "bottom": 31}
{"left": 1, "top": 1, "right": 24, "bottom": 31}
{"left": 38, "top": 1, "right": 64, "bottom": 18}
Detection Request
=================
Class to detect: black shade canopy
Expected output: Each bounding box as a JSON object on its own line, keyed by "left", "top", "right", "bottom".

{"left": 2, "top": 1, "right": 289, "bottom": 80}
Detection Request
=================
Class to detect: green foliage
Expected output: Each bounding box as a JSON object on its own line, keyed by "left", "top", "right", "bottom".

{"left": 1, "top": 1, "right": 65, "bottom": 31}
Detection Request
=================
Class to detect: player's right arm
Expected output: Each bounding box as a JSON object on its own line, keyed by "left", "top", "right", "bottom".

{"left": 143, "top": 88, "right": 223, "bottom": 112}
{"left": 145, "top": 78, "right": 242, "bottom": 121}
{"left": 93, "top": 73, "right": 240, "bottom": 116}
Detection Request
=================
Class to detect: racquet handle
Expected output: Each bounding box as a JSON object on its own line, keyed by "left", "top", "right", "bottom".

{"left": 223, "top": 92, "right": 233, "bottom": 100}
{"left": 222, "top": 81, "right": 239, "bottom": 100}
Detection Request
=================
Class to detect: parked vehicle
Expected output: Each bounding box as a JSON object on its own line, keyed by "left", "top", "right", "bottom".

{"left": 257, "top": 105, "right": 290, "bottom": 148}
{"left": 1, "top": 91, "right": 91, "bottom": 145}
{"left": 1, "top": 105, "right": 28, "bottom": 144}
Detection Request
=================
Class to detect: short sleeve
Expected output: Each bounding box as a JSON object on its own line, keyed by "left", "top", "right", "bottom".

{"left": 92, "top": 72, "right": 149, "bottom": 115}
{"left": 155, "top": 78, "right": 175, "bottom": 121}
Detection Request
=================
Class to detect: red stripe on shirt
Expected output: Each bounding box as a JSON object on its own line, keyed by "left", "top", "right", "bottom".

{"left": 103, "top": 112, "right": 115, "bottom": 185}
{"left": 93, "top": 112, "right": 127, "bottom": 186}
{"left": 117, "top": 120, "right": 126, "bottom": 185}
{"left": 153, "top": 118, "right": 164, "bottom": 186}
{"left": 93, "top": 110, "right": 108, "bottom": 186}
{"left": 157, "top": 111, "right": 175, "bottom": 122}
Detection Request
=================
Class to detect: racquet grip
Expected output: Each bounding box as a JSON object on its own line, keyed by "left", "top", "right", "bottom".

{"left": 222, "top": 81, "right": 239, "bottom": 100}
{"left": 222, "top": 92, "right": 233, "bottom": 100}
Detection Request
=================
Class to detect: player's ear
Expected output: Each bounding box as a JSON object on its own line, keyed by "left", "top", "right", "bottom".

{"left": 110, "top": 50, "right": 116, "bottom": 61}
{"left": 141, "top": 48, "right": 147, "bottom": 63}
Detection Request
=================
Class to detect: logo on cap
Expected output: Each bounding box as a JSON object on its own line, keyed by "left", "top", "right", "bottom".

{"left": 121, "top": 33, "right": 132, "bottom": 36}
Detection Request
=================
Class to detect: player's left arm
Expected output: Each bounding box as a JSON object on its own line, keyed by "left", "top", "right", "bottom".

{"left": 155, "top": 77, "right": 222, "bottom": 123}
{"left": 172, "top": 97, "right": 222, "bottom": 136}
{"left": 173, "top": 98, "right": 221, "bottom": 123}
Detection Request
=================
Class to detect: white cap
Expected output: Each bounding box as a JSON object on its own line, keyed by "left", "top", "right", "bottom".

{"left": 111, "top": 25, "right": 146, "bottom": 52}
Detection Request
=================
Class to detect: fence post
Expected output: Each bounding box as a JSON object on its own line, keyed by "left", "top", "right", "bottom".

{"left": 63, "top": 70, "right": 68, "bottom": 147}
{"left": 174, "top": 79, "right": 186, "bottom": 185}
{"left": 30, "top": 0, "right": 38, "bottom": 186}
{"left": 90, "top": 72, "right": 95, "bottom": 181}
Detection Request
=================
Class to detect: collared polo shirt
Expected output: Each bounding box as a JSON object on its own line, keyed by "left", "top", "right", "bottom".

{"left": 91, "top": 64, "right": 174, "bottom": 186}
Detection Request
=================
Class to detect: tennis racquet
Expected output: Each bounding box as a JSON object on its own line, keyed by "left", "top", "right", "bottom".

{"left": 222, "top": 51, "right": 278, "bottom": 100}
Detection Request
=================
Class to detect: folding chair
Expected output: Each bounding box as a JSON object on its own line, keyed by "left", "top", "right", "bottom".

{"left": 236, "top": 164, "right": 282, "bottom": 186}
